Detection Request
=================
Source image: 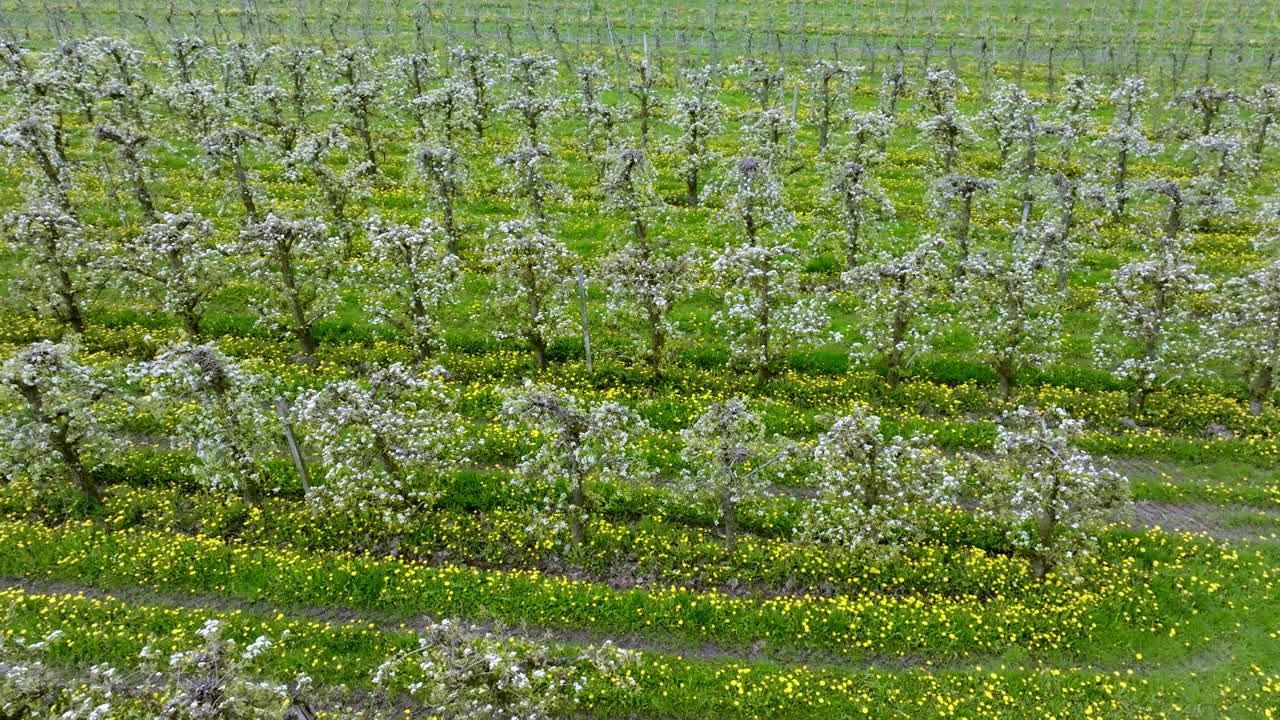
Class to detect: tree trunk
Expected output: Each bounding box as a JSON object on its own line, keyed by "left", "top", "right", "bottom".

{"left": 1249, "top": 365, "right": 1273, "bottom": 416}
{"left": 720, "top": 491, "right": 737, "bottom": 553}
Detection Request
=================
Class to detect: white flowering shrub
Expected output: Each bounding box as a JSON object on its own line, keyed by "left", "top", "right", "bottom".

{"left": 4, "top": 200, "right": 106, "bottom": 334}
{"left": 231, "top": 214, "right": 342, "bottom": 355}
{"left": 501, "top": 382, "right": 652, "bottom": 545}
{"left": 412, "top": 140, "right": 467, "bottom": 256}
{"left": 0, "top": 339, "right": 110, "bottom": 505}
{"left": 1092, "top": 76, "right": 1161, "bottom": 219}
{"left": 373, "top": 618, "right": 637, "bottom": 720}
{"left": 1094, "top": 228, "right": 1212, "bottom": 415}
{"left": 503, "top": 53, "right": 562, "bottom": 143}
{"left": 482, "top": 218, "right": 576, "bottom": 369}
{"left": 679, "top": 397, "right": 786, "bottom": 552}
{"left": 114, "top": 210, "right": 227, "bottom": 338}
{"left": 982, "top": 406, "right": 1130, "bottom": 579}
{"left": 844, "top": 236, "right": 950, "bottom": 387}
{"left": 157, "top": 74, "right": 221, "bottom": 139}
{"left": 959, "top": 240, "right": 1064, "bottom": 400}
{"left": 133, "top": 342, "right": 279, "bottom": 503}
{"left": 297, "top": 363, "right": 468, "bottom": 527}
{"left": 361, "top": 216, "right": 462, "bottom": 361}
{"left": 669, "top": 65, "right": 724, "bottom": 206}
{"left": 598, "top": 148, "right": 692, "bottom": 373}
{"left": 824, "top": 159, "right": 892, "bottom": 269}
{"left": 801, "top": 407, "right": 960, "bottom": 554}
{"left": 710, "top": 157, "right": 828, "bottom": 383}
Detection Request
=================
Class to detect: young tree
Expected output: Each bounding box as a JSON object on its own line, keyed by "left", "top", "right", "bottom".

{"left": 1166, "top": 83, "right": 1242, "bottom": 143}
{"left": 625, "top": 57, "right": 662, "bottom": 150}
{"left": 801, "top": 407, "right": 959, "bottom": 553}
{"left": 0, "top": 115, "right": 75, "bottom": 210}
{"left": 824, "top": 159, "right": 892, "bottom": 270}
{"left": 450, "top": 45, "right": 503, "bottom": 140}
{"left": 132, "top": 342, "right": 277, "bottom": 504}
{"left": 877, "top": 61, "right": 908, "bottom": 123}
{"left": 93, "top": 122, "right": 160, "bottom": 223}
{"left": 501, "top": 383, "right": 652, "bottom": 546}
{"left": 841, "top": 109, "right": 894, "bottom": 167}
{"left": 732, "top": 56, "right": 785, "bottom": 112}
{"left": 982, "top": 406, "right": 1129, "bottom": 579}
{"left": 599, "top": 148, "right": 691, "bottom": 375}
{"left": 932, "top": 174, "right": 996, "bottom": 269}
{"left": 916, "top": 68, "right": 976, "bottom": 172}
{"left": 807, "top": 59, "right": 858, "bottom": 152}
{"left": 265, "top": 46, "right": 322, "bottom": 151}
{"left": 413, "top": 141, "right": 467, "bottom": 255}
{"left": 1093, "top": 77, "right": 1161, "bottom": 220}
{"left": 574, "top": 60, "right": 623, "bottom": 174}
{"left": 157, "top": 40, "right": 220, "bottom": 138}
{"left": 200, "top": 125, "right": 268, "bottom": 221}
{"left": 1052, "top": 75, "right": 1101, "bottom": 168}
{"left": 415, "top": 77, "right": 473, "bottom": 145}
{"left": 233, "top": 214, "right": 342, "bottom": 355}
{"left": 483, "top": 218, "right": 576, "bottom": 370}
{"left": 387, "top": 51, "right": 439, "bottom": 134}
{"left": 331, "top": 47, "right": 382, "bottom": 172}
{"left": 710, "top": 157, "right": 829, "bottom": 384}
{"left": 680, "top": 397, "right": 785, "bottom": 552}
{"left": 283, "top": 128, "right": 372, "bottom": 256}
{"left": 844, "top": 235, "right": 950, "bottom": 388}
{"left": 0, "top": 41, "right": 72, "bottom": 165}
{"left": 976, "top": 82, "right": 1041, "bottom": 164}
{"left": 1094, "top": 209, "right": 1212, "bottom": 415}
{"left": 0, "top": 340, "right": 109, "bottom": 504}
{"left": 496, "top": 141, "right": 569, "bottom": 229}
{"left": 502, "top": 53, "right": 562, "bottom": 144}
{"left": 959, "top": 239, "right": 1064, "bottom": 400}
{"left": 1247, "top": 83, "right": 1280, "bottom": 168}
{"left": 1211, "top": 252, "right": 1280, "bottom": 415}
{"left": 361, "top": 216, "right": 462, "bottom": 362}
{"left": 114, "top": 211, "right": 226, "bottom": 339}
{"left": 2, "top": 200, "right": 104, "bottom": 333}
{"left": 669, "top": 65, "right": 724, "bottom": 207}
{"left": 373, "top": 617, "right": 636, "bottom": 720}
{"left": 296, "top": 363, "right": 468, "bottom": 526}
{"left": 742, "top": 106, "right": 798, "bottom": 170}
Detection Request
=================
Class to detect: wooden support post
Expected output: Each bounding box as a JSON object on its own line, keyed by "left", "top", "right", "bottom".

{"left": 274, "top": 396, "right": 312, "bottom": 503}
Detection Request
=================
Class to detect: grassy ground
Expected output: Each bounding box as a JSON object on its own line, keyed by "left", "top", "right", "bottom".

{"left": 1, "top": 2, "right": 1280, "bottom": 717}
